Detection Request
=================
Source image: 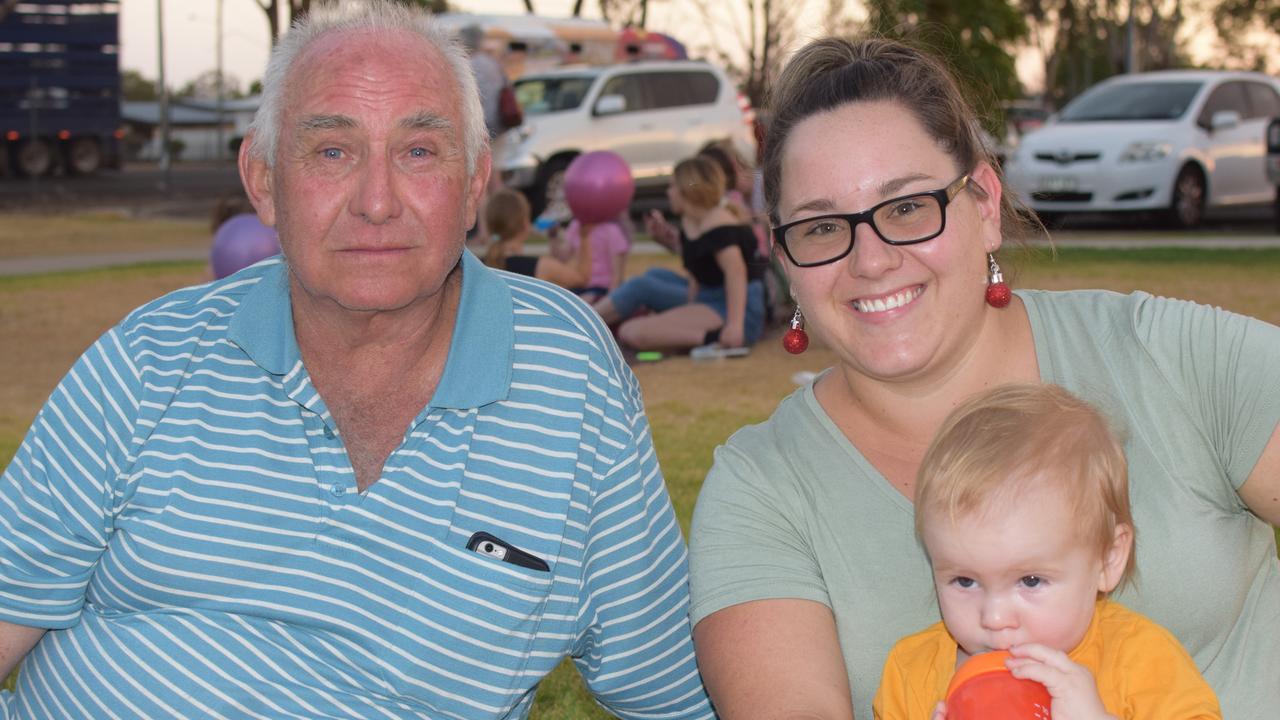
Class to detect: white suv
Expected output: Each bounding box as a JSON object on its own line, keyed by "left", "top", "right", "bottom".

{"left": 1005, "top": 70, "right": 1280, "bottom": 228}
{"left": 501, "top": 60, "right": 756, "bottom": 215}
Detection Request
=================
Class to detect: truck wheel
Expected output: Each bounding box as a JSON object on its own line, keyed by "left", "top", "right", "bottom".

{"left": 68, "top": 138, "right": 103, "bottom": 175}
{"left": 16, "top": 139, "right": 54, "bottom": 177}
{"left": 1167, "top": 165, "right": 1205, "bottom": 229}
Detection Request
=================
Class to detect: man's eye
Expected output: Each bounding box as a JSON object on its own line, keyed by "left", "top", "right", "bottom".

{"left": 408, "top": 147, "right": 430, "bottom": 158}
{"left": 1020, "top": 576, "right": 1043, "bottom": 588}
{"left": 321, "top": 148, "right": 344, "bottom": 160}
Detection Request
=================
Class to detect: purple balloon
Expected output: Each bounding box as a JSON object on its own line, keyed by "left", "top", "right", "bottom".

{"left": 563, "top": 151, "right": 636, "bottom": 223}
{"left": 210, "top": 213, "right": 280, "bottom": 279}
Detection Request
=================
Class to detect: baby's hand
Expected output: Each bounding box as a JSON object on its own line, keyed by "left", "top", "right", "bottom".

{"left": 1006, "top": 644, "right": 1117, "bottom": 720}
{"left": 930, "top": 700, "right": 947, "bottom": 720}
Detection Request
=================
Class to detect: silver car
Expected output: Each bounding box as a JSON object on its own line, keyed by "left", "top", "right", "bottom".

{"left": 1005, "top": 70, "right": 1280, "bottom": 228}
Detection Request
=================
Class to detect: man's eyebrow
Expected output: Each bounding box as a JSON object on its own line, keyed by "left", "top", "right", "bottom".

{"left": 399, "top": 111, "right": 453, "bottom": 132}
{"left": 296, "top": 114, "right": 357, "bottom": 132}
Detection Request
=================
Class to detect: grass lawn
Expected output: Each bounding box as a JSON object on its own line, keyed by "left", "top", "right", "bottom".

{"left": 1, "top": 227, "right": 1278, "bottom": 712}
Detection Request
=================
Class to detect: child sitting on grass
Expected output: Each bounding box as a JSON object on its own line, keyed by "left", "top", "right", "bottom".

{"left": 874, "top": 383, "right": 1220, "bottom": 720}
{"left": 480, "top": 189, "right": 593, "bottom": 291}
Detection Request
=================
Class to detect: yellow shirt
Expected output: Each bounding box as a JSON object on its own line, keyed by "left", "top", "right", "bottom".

{"left": 873, "top": 600, "right": 1220, "bottom": 719}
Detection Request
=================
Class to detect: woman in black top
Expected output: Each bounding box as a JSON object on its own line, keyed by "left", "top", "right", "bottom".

{"left": 594, "top": 157, "right": 766, "bottom": 351}
{"left": 480, "top": 189, "right": 593, "bottom": 289}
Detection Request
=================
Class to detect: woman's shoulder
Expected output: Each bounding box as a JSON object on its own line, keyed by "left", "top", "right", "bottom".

{"left": 1020, "top": 287, "right": 1257, "bottom": 337}
{"left": 716, "top": 382, "right": 828, "bottom": 468}
{"left": 696, "top": 221, "right": 755, "bottom": 244}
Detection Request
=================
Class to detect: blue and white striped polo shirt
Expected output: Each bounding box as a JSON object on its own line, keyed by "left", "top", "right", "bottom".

{"left": 0, "top": 252, "right": 714, "bottom": 719}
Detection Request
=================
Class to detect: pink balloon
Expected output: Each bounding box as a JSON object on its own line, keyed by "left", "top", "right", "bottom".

{"left": 211, "top": 214, "right": 280, "bottom": 279}
{"left": 563, "top": 151, "right": 636, "bottom": 223}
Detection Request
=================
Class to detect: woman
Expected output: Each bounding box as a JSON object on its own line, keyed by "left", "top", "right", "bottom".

{"left": 480, "top": 189, "right": 593, "bottom": 290}
{"left": 594, "top": 156, "right": 766, "bottom": 351}
{"left": 687, "top": 36, "right": 1280, "bottom": 719}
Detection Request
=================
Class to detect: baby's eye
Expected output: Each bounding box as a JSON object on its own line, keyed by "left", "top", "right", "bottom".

{"left": 1020, "top": 576, "right": 1043, "bottom": 588}
{"left": 952, "top": 576, "right": 975, "bottom": 589}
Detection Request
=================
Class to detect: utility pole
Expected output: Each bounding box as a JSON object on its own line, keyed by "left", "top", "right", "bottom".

{"left": 157, "top": 0, "right": 170, "bottom": 190}
{"left": 216, "top": 0, "right": 225, "bottom": 161}
{"left": 1125, "top": 0, "right": 1138, "bottom": 74}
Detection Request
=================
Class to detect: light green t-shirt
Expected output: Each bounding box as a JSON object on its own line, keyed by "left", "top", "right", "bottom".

{"left": 689, "top": 289, "right": 1280, "bottom": 720}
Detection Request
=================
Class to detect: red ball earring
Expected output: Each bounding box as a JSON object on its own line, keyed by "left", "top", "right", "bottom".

{"left": 985, "top": 253, "right": 1011, "bottom": 308}
{"left": 783, "top": 307, "right": 809, "bottom": 354}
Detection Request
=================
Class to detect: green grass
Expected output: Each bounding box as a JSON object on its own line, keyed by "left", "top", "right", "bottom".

{"left": 1, "top": 244, "right": 1278, "bottom": 715}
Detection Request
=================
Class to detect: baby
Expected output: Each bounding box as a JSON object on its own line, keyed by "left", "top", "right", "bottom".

{"left": 873, "top": 384, "right": 1220, "bottom": 720}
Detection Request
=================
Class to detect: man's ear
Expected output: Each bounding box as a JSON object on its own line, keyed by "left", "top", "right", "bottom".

{"left": 239, "top": 131, "right": 276, "bottom": 227}
{"left": 1098, "top": 522, "right": 1134, "bottom": 594}
{"left": 463, "top": 148, "right": 492, "bottom": 230}
{"left": 968, "top": 160, "right": 1004, "bottom": 254}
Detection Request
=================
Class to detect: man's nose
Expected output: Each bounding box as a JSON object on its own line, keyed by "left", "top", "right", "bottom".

{"left": 351, "top": 152, "right": 403, "bottom": 224}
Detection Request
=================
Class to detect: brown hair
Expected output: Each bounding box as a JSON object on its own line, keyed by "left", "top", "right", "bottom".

{"left": 915, "top": 383, "right": 1135, "bottom": 591}
{"left": 762, "top": 36, "right": 1040, "bottom": 247}
{"left": 672, "top": 156, "right": 727, "bottom": 212}
{"left": 673, "top": 156, "right": 750, "bottom": 223}
{"left": 481, "top": 189, "right": 530, "bottom": 269}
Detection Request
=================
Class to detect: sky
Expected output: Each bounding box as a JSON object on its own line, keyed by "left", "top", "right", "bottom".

{"left": 126, "top": 0, "right": 1237, "bottom": 98}
{"left": 120, "top": 0, "right": 912, "bottom": 94}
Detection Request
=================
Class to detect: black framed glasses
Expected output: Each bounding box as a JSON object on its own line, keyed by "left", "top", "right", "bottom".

{"left": 773, "top": 174, "right": 972, "bottom": 268}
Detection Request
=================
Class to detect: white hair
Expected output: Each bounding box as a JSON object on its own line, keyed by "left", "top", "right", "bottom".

{"left": 246, "top": 0, "right": 486, "bottom": 174}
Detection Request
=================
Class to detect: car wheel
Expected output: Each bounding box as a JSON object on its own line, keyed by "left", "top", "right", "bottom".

{"left": 1167, "top": 165, "right": 1205, "bottom": 229}
{"left": 530, "top": 155, "right": 573, "bottom": 219}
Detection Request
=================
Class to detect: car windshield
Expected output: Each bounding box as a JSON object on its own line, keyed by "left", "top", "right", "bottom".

{"left": 513, "top": 76, "right": 596, "bottom": 115}
{"left": 1059, "top": 81, "right": 1203, "bottom": 122}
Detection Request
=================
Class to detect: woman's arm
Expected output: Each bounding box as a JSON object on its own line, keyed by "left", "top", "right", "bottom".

{"left": 694, "top": 599, "right": 854, "bottom": 720}
{"left": 536, "top": 224, "right": 594, "bottom": 289}
{"left": 715, "top": 244, "right": 748, "bottom": 348}
{"left": 1238, "top": 424, "right": 1280, "bottom": 525}
{"left": 609, "top": 252, "right": 626, "bottom": 291}
{"left": 644, "top": 210, "right": 680, "bottom": 253}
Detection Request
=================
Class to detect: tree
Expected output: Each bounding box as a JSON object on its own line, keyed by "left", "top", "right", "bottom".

{"left": 570, "top": 0, "right": 650, "bottom": 25}
{"left": 176, "top": 69, "right": 245, "bottom": 101}
{"left": 1022, "top": 0, "right": 1191, "bottom": 109}
{"left": 691, "top": 0, "right": 802, "bottom": 110}
{"left": 864, "top": 0, "right": 1029, "bottom": 126}
{"left": 122, "top": 69, "right": 158, "bottom": 101}
{"left": 1209, "top": 0, "right": 1280, "bottom": 73}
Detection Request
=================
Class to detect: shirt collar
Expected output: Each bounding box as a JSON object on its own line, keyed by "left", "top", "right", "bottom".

{"left": 228, "top": 250, "right": 514, "bottom": 408}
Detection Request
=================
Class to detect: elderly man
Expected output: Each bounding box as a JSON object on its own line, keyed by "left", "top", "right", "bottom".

{"left": 0, "top": 3, "right": 712, "bottom": 718}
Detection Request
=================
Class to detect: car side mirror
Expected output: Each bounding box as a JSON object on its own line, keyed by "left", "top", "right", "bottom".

{"left": 1210, "top": 110, "right": 1241, "bottom": 131}
{"left": 594, "top": 94, "right": 626, "bottom": 116}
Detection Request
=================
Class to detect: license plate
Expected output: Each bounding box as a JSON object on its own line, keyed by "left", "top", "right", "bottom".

{"left": 1039, "top": 175, "right": 1077, "bottom": 192}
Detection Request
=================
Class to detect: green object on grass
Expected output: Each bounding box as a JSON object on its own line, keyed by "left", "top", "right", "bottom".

{"left": 635, "top": 351, "right": 663, "bottom": 362}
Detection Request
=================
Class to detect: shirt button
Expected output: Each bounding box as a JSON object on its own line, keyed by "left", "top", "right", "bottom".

{"left": 330, "top": 484, "right": 345, "bottom": 496}
{"left": 323, "top": 426, "right": 335, "bottom": 439}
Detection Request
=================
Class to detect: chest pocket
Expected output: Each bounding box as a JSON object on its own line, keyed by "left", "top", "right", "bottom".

{"left": 367, "top": 407, "right": 580, "bottom": 715}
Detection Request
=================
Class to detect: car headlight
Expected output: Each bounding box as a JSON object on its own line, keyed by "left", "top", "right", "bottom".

{"left": 1119, "top": 141, "right": 1172, "bottom": 162}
